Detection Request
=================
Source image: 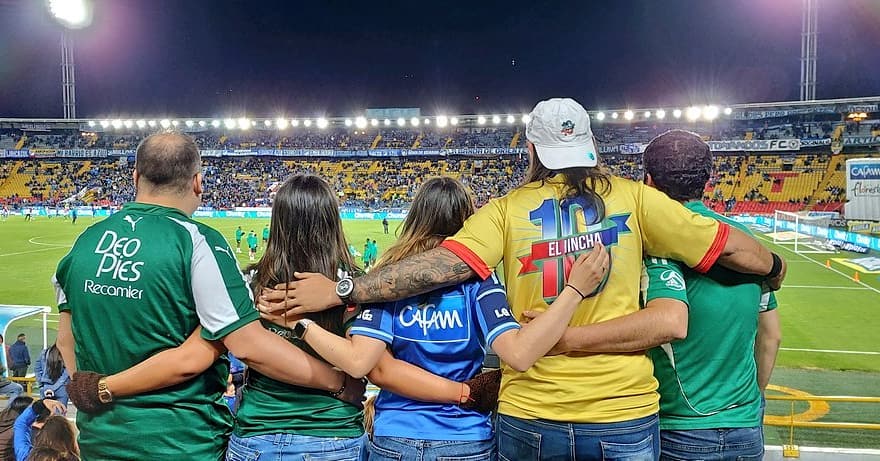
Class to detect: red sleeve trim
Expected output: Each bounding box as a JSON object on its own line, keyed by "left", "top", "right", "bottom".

{"left": 440, "top": 240, "right": 492, "bottom": 280}
{"left": 693, "top": 222, "right": 730, "bottom": 274}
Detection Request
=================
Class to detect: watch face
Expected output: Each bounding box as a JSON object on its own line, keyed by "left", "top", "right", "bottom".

{"left": 336, "top": 278, "right": 353, "bottom": 297}
{"left": 294, "top": 321, "right": 306, "bottom": 339}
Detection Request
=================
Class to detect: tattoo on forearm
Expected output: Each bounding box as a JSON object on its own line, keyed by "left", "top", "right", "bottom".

{"left": 352, "top": 247, "right": 476, "bottom": 303}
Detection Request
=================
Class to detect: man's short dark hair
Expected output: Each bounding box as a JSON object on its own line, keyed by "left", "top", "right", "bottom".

{"left": 643, "top": 130, "right": 713, "bottom": 201}
{"left": 17, "top": 334, "right": 25, "bottom": 339}
{"left": 135, "top": 132, "right": 201, "bottom": 194}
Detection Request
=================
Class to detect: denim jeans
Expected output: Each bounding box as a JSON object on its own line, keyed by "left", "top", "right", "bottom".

{"left": 0, "top": 381, "right": 23, "bottom": 400}
{"left": 368, "top": 436, "right": 494, "bottom": 461}
{"left": 659, "top": 427, "right": 764, "bottom": 461}
{"left": 496, "top": 413, "right": 659, "bottom": 461}
{"left": 226, "top": 433, "right": 368, "bottom": 461}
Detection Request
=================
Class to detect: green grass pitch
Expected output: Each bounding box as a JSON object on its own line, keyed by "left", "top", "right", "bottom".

{"left": 1, "top": 215, "right": 878, "bottom": 448}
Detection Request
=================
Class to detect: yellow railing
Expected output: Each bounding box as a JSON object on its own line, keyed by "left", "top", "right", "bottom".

{"left": 765, "top": 394, "right": 880, "bottom": 431}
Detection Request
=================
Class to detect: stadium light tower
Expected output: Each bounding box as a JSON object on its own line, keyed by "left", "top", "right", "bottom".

{"left": 47, "top": 0, "right": 93, "bottom": 119}
{"left": 800, "top": 0, "right": 818, "bottom": 101}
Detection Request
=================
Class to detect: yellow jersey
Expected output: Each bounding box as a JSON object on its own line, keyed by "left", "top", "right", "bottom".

{"left": 442, "top": 174, "right": 729, "bottom": 423}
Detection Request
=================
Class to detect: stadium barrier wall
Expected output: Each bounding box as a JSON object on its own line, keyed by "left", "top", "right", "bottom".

{"left": 732, "top": 215, "right": 880, "bottom": 251}
{"left": 18, "top": 207, "right": 408, "bottom": 220}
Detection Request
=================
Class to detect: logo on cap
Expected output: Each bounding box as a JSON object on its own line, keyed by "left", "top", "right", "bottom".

{"left": 561, "top": 120, "right": 575, "bottom": 135}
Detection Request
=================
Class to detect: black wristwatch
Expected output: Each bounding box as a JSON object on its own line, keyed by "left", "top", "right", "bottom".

{"left": 294, "top": 319, "right": 314, "bottom": 339}
{"left": 335, "top": 277, "right": 354, "bottom": 304}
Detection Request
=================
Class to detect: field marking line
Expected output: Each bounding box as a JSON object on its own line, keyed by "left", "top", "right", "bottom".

{"left": 0, "top": 246, "right": 70, "bottom": 257}
{"left": 780, "top": 347, "right": 880, "bottom": 355}
{"left": 756, "top": 233, "right": 880, "bottom": 297}
{"left": 782, "top": 285, "right": 869, "bottom": 290}
{"left": 27, "top": 237, "right": 72, "bottom": 247}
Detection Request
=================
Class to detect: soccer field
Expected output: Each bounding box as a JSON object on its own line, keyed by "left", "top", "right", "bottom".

{"left": 1, "top": 215, "right": 878, "bottom": 447}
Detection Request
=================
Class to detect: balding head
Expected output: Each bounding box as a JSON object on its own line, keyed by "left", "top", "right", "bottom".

{"left": 135, "top": 132, "right": 201, "bottom": 195}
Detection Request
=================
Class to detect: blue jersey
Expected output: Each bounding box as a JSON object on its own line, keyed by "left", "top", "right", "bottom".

{"left": 351, "top": 274, "right": 519, "bottom": 441}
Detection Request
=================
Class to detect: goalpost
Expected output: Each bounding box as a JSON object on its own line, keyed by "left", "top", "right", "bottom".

{"left": 772, "top": 210, "right": 837, "bottom": 254}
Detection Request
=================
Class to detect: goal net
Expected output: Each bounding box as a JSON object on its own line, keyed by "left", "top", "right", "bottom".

{"left": 772, "top": 210, "right": 837, "bottom": 254}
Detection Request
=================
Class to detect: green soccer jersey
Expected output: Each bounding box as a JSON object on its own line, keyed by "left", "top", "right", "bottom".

{"left": 643, "top": 200, "right": 778, "bottom": 431}
{"left": 52, "top": 202, "right": 259, "bottom": 460}
{"left": 262, "top": 227, "right": 269, "bottom": 240}
{"left": 247, "top": 233, "right": 258, "bottom": 249}
{"left": 235, "top": 228, "right": 244, "bottom": 241}
{"left": 234, "top": 319, "right": 364, "bottom": 438}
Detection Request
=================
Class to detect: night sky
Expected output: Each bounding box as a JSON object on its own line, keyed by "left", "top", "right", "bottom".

{"left": 1, "top": 0, "right": 879, "bottom": 118}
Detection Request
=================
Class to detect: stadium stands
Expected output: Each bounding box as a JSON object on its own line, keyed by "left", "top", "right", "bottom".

{"left": 1, "top": 105, "right": 878, "bottom": 214}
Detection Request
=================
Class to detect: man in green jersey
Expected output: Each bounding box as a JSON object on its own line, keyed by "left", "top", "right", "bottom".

{"left": 641, "top": 130, "right": 782, "bottom": 460}
{"left": 262, "top": 224, "right": 269, "bottom": 246}
{"left": 53, "top": 133, "right": 363, "bottom": 461}
{"left": 247, "top": 230, "right": 258, "bottom": 261}
{"left": 235, "top": 226, "right": 244, "bottom": 253}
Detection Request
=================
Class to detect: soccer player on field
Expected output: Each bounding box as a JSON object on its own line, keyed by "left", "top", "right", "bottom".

{"left": 53, "top": 133, "right": 365, "bottom": 461}
{"left": 247, "top": 230, "right": 258, "bottom": 261}
{"left": 262, "top": 224, "right": 269, "bottom": 246}
{"left": 235, "top": 226, "right": 244, "bottom": 253}
{"left": 261, "top": 98, "right": 786, "bottom": 460}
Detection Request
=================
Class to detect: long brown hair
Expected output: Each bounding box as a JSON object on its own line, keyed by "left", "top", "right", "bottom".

{"left": 32, "top": 416, "right": 78, "bottom": 457}
{"left": 45, "top": 345, "right": 64, "bottom": 382}
{"left": 377, "top": 177, "right": 474, "bottom": 268}
{"left": 248, "top": 174, "right": 356, "bottom": 333}
{"left": 522, "top": 141, "right": 611, "bottom": 223}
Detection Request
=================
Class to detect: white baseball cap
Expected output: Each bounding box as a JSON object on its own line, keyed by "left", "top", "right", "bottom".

{"left": 525, "top": 98, "right": 598, "bottom": 169}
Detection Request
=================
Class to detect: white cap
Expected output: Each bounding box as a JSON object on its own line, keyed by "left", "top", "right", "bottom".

{"left": 525, "top": 98, "right": 598, "bottom": 169}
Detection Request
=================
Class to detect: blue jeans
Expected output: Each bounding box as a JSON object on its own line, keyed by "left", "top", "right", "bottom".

{"left": 659, "top": 427, "right": 764, "bottom": 461}
{"left": 0, "top": 381, "right": 22, "bottom": 400}
{"left": 227, "top": 433, "right": 368, "bottom": 461}
{"left": 496, "top": 413, "right": 659, "bottom": 461}
{"left": 368, "top": 436, "right": 494, "bottom": 461}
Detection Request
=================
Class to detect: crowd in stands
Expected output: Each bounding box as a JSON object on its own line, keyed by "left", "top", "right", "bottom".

{"left": 3, "top": 120, "right": 878, "bottom": 214}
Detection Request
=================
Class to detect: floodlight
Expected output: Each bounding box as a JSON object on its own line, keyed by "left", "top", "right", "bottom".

{"left": 223, "top": 119, "right": 235, "bottom": 129}
{"left": 171, "top": 120, "right": 179, "bottom": 127}
{"left": 303, "top": 119, "right": 312, "bottom": 127}
{"left": 159, "top": 119, "right": 170, "bottom": 129}
{"left": 276, "top": 118, "right": 288, "bottom": 129}
{"left": 624, "top": 111, "right": 634, "bottom": 121}
{"left": 450, "top": 117, "right": 459, "bottom": 125}
{"left": 344, "top": 119, "right": 353, "bottom": 127}
{"left": 644, "top": 111, "right": 651, "bottom": 119}
{"left": 492, "top": 115, "right": 501, "bottom": 124}
{"left": 436, "top": 115, "right": 448, "bottom": 128}
{"left": 123, "top": 120, "right": 133, "bottom": 128}
{"left": 686, "top": 106, "right": 702, "bottom": 121}
{"left": 264, "top": 120, "right": 272, "bottom": 127}
{"left": 506, "top": 115, "right": 515, "bottom": 124}
{"left": 237, "top": 118, "right": 250, "bottom": 130}
{"left": 410, "top": 117, "right": 420, "bottom": 127}
{"left": 396, "top": 118, "right": 405, "bottom": 127}
{"left": 291, "top": 119, "right": 300, "bottom": 127}
{"left": 703, "top": 105, "right": 719, "bottom": 121}
{"left": 611, "top": 112, "right": 619, "bottom": 119}
{"left": 477, "top": 116, "right": 486, "bottom": 125}
{"left": 384, "top": 119, "right": 391, "bottom": 126}
{"left": 424, "top": 118, "right": 430, "bottom": 125}
{"left": 148, "top": 120, "right": 157, "bottom": 128}
{"left": 211, "top": 120, "right": 221, "bottom": 128}
{"left": 355, "top": 117, "right": 367, "bottom": 129}
{"left": 656, "top": 110, "right": 666, "bottom": 119}
{"left": 198, "top": 120, "right": 206, "bottom": 127}
{"left": 47, "top": 0, "right": 93, "bottom": 29}
{"left": 185, "top": 120, "right": 194, "bottom": 128}
{"left": 87, "top": 120, "right": 95, "bottom": 127}
{"left": 370, "top": 119, "right": 379, "bottom": 127}
{"left": 316, "top": 118, "right": 329, "bottom": 129}
{"left": 595, "top": 112, "right": 606, "bottom": 121}
{"left": 521, "top": 114, "right": 531, "bottom": 124}
{"left": 723, "top": 107, "right": 733, "bottom": 115}
{"left": 110, "top": 119, "right": 121, "bottom": 129}
{"left": 672, "top": 109, "right": 682, "bottom": 119}
{"left": 136, "top": 120, "right": 146, "bottom": 129}
{"left": 250, "top": 120, "right": 256, "bottom": 127}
